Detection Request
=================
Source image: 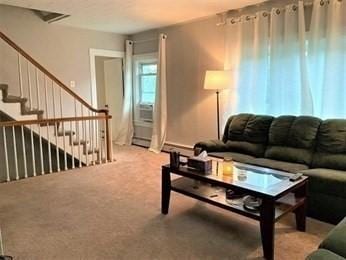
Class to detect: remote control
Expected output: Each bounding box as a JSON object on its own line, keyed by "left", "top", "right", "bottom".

{"left": 289, "top": 173, "right": 303, "bottom": 182}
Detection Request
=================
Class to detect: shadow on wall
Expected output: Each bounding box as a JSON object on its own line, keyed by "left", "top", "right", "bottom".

{"left": 164, "top": 19, "right": 226, "bottom": 143}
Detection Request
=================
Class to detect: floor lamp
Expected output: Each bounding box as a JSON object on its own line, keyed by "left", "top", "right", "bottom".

{"left": 204, "top": 70, "right": 230, "bottom": 140}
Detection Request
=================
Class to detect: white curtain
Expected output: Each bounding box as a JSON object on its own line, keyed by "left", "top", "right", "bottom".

{"left": 224, "top": 11, "right": 270, "bottom": 116}
{"left": 224, "top": 1, "right": 313, "bottom": 117}
{"left": 308, "top": 0, "right": 346, "bottom": 118}
{"left": 114, "top": 40, "right": 134, "bottom": 145}
{"left": 268, "top": 2, "right": 313, "bottom": 115}
{"left": 149, "top": 34, "right": 167, "bottom": 153}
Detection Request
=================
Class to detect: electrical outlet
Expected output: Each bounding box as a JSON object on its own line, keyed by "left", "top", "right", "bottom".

{"left": 70, "top": 80, "right": 76, "bottom": 88}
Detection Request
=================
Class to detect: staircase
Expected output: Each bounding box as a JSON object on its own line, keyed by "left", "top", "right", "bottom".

{"left": 0, "top": 31, "right": 113, "bottom": 182}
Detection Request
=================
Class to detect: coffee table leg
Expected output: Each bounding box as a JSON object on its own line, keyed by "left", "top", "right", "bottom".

{"left": 161, "top": 167, "right": 171, "bottom": 215}
{"left": 294, "top": 182, "right": 308, "bottom": 232}
{"left": 260, "top": 199, "right": 275, "bottom": 260}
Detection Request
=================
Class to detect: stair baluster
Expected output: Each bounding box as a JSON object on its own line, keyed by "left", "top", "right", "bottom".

{"left": 18, "top": 54, "right": 23, "bottom": 98}
{"left": 51, "top": 81, "right": 60, "bottom": 172}
{"left": 89, "top": 110, "right": 94, "bottom": 165}
{"left": 44, "top": 76, "right": 53, "bottom": 173}
{"left": 35, "top": 69, "right": 44, "bottom": 175}
{"left": 27, "top": 61, "right": 32, "bottom": 109}
{"left": 59, "top": 87, "right": 67, "bottom": 171}
{"left": 70, "top": 121, "right": 75, "bottom": 169}
{"left": 29, "top": 124, "right": 36, "bottom": 177}
{"left": 20, "top": 125, "right": 28, "bottom": 178}
{"left": 11, "top": 126, "right": 19, "bottom": 180}
{"left": 2, "top": 127, "right": 10, "bottom": 182}
{"left": 74, "top": 98, "right": 82, "bottom": 168}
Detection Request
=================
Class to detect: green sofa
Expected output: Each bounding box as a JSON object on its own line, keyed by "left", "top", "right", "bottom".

{"left": 194, "top": 113, "right": 346, "bottom": 224}
{"left": 306, "top": 217, "right": 346, "bottom": 259}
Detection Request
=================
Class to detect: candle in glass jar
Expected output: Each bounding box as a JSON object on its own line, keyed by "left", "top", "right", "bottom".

{"left": 223, "top": 158, "right": 233, "bottom": 176}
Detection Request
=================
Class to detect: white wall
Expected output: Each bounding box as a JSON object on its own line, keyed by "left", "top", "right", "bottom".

{"left": 103, "top": 58, "right": 123, "bottom": 140}
{"left": 132, "top": 16, "right": 225, "bottom": 147}
{"left": 95, "top": 56, "right": 108, "bottom": 109}
{"left": 0, "top": 5, "right": 126, "bottom": 116}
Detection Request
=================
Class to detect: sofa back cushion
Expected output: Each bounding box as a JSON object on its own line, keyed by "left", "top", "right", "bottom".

{"left": 312, "top": 119, "right": 346, "bottom": 170}
{"left": 265, "top": 116, "right": 321, "bottom": 165}
{"left": 223, "top": 114, "right": 274, "bottom": 157}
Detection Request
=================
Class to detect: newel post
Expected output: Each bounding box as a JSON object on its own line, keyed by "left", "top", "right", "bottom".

{"left": 104, "top": 105, "right": 112, "bottom": 162}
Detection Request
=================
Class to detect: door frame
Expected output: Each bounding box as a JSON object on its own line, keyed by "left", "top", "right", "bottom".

{"left": 89, "top": 48, "right": 125, "bottom": 109}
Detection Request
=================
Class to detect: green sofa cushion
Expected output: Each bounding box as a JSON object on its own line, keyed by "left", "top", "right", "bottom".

{"left": 227, "top": 114, "right": 253, "bottom": 140}
{"left": 248, "top": 158, "right": 309, "bottom": 173}
{"left": 227, "top": 114, "right": 274, "bottom": 143}
{"left": 301, "top": 169, "right": 346, "bottom": 199}
{"left": 265, "top": 146, "right": 314, "bottom": 165}
{"left": 319, "top": 217, "right": 346, "bottom": 258}
{"left": 221, "top": 114, "right": 274, "bottom": 157}
{"left": 316, "top": 120, "right": 346, "bottom": 153}
{"left": 306, "top": 249, "right": 345, "bottom": 260}
{"left": 312, "top": 152, "right": 346, "bottom": 171}
{"left": 208, "top": 152, "right": 256, "bottom": 164}
{"left": 243, "top": 115, "right": 274, "bottom": 143}
{"left": 268, "top": 116, "right": 321, "bottom": 147}
{"left": 226, "top": 140, "right": 266, "bottom": 157}
{"left": 265, "top": 116, "right": 321, "bottom": 165}
{"left": 222, "top": 116, "right": 235, "bottom": 143}
{"left": 312, "top": 119, "right": 346, "bottom": 170}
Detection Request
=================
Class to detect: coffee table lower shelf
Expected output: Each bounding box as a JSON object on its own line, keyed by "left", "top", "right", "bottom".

{"left": 171, "top": 177, "right": 305, "bottom": 222}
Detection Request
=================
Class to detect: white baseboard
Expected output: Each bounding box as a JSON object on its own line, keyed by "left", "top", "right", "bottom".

{"left": 132, "top": 137, "right": 194, "bottom": 157}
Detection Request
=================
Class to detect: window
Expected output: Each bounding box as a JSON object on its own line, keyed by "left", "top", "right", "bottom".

{"left": 133, "top": 53, "right": 158, "bottom": 126}
{"left": 138, "top": 63, "right": 157, "bottom": 104}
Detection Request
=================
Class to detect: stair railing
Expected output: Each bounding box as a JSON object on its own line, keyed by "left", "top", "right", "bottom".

{"left": 0, "top": 30, "right": 113, "bottom": 172}
{"left": 0, "top": 115, "right": 112, "bottom": 182}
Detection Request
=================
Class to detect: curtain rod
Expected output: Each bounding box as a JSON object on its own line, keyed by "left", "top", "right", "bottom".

{"left": 216, "top": 1, "right": 314, "bottom": 26}
{"left": 132, "top": 34, "right": 167, "bottom": 44}
{"left": 132, "top": 38, "right": 157, "bottom": 44}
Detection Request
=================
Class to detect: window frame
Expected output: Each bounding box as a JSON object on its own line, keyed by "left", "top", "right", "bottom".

{"left": 138, "top": 62, "right": 157, "bottom": 105}
{"left": 133, "top": 53, "right": 158, "bottom": 127}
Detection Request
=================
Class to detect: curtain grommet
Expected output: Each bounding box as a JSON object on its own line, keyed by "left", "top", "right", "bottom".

{"left": 276, "top": 9, "right": 281, "bottom": 15}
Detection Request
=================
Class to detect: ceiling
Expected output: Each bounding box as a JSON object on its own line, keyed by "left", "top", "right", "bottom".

{"left": 0, "top": 0, "right": 267, "bottom": 34}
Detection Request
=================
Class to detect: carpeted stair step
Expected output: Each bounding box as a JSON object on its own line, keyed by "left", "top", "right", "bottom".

{"left": 83, "top": 148, "right": 100, "bottom": 155}
{"left": 72, "top": 139, "right": 88, "bottom": 146}
{"left": 39, "top": 121, "right": 57, "bottom": 127}
{"left": 0, "top": 84, "right": 9, "bottom": 97}
{"left": 3, "top": 95, "right": 27, "bottom": 104}
{"left": 22, "top": 108, "right": 44, "bottom": 116}
{"left": 56, "top": 130, "right": 75, "bottom": 137}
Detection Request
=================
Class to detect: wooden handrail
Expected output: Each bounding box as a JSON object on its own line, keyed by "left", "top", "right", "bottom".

{"left": 0, "top": 115, "right": 112, "bottom": 127}
{"left": 0, "top": 30, "right": 108, "bottom": 114}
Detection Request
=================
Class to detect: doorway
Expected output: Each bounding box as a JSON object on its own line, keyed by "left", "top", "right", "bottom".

{"left": 89, "top": 49, "right": 125, "bottom": 141}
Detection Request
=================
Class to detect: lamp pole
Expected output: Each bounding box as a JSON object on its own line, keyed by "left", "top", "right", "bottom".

{"left": 203, "top": 70, "right": 230, "bottom": 140}
{"left": 216, "top": 90, "right": 221, "bottom": 140}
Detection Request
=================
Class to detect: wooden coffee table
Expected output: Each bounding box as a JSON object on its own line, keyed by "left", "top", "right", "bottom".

{"left": 161, "top": 160, "right": 308, "bottom": 260}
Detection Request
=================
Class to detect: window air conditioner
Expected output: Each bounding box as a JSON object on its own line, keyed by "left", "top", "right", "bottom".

{"left": 139, "top": 104, "right": 153, "bottom": 122}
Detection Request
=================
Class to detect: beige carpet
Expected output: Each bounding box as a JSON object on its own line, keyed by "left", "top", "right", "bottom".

{"left": 0, "top": 146, "right": 333, "bottom": 260}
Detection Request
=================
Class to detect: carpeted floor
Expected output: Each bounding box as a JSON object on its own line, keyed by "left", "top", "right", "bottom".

{"left": 0, "top": 145, "right": 333, "bottom": 260}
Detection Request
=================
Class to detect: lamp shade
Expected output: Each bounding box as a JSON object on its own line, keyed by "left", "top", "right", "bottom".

{"left": 204, "top": 70, "right": 231, "bottom": 90}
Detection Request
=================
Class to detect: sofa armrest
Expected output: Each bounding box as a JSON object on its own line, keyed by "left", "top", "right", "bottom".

{"left": 319, "top": 217, "right": 346, "bottom": 258}
{"left": 194, "top": 140, "right": 228, "bottom": 153}
{"left": 306, "top": 249, "right": 345, "bottom": 260}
